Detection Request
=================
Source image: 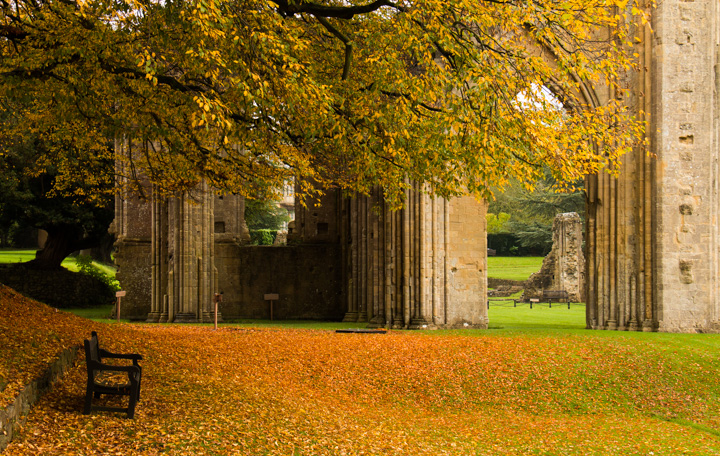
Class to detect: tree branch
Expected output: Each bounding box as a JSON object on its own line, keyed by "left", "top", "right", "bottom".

{"left": 0, "top": 24, "right": 28, "bottom": 40}
{"left": 314, "top": 16, "right": 352, "bottom": 80}
{"left": 275, "top": 0, "right": 400, "bottom": 19}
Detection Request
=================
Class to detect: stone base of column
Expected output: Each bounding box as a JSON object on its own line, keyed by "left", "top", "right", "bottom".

{"left": 642, "top": 319, "right": 656, "bottom": 332}
{"left": 367, "top": 316, "right": 384, "bottom": 328}
{"left": 158, "top": 312, "right": 169, "bottom": 323}
{"left": 408, "top": 318, "right": 434, "bottom": 330}
{"left": 440, "top": 322, "right": 488, "bottom": 329}
{"left": 146, "top": 312, "right": 162, "bottom": 323}
{"left": 606, "top": 320, "right": 618, "bottom": 331}
{"left": 173, "top": 312, "right": 199, "bottom": 323}
{"left": 342, "top": 312, "right": 358, "bottom": 322}
{"left": 391, "top": 318, "right": 404, "bottom": 329}
{"left": 356, "top": 311, "right": 368, "bottom": 322}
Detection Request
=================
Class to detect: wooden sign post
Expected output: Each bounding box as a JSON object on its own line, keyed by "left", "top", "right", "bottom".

{"left": 115, "top": 290, "right": 126, "bottom": 322}
{"left": 264, "top": 294, "right": 279, "bottom": 321}
{"left": 213, "top": 293, "right": 223, "bottom": 330}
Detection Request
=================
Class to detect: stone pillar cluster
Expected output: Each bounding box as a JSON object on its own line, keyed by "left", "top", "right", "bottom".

{"left": 114, "top": 139, "right": 222, "bottom": 323}
{"left": 146, "top": 185, "right": 217, "bottom": 323}
{"left": 586, "top": 0, "right": 720, "bottom": 332}
{"left": 341, "top": 187, "right": 488, "bottom": 329}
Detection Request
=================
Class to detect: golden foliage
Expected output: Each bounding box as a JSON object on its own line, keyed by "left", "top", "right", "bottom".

{"left": 1, "top": 0, "right": 648, "bottom": 206}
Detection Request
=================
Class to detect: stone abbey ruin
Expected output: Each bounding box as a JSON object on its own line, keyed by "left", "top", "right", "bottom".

{"left": 113, "top": 1, "right": 720, "bottom": 332}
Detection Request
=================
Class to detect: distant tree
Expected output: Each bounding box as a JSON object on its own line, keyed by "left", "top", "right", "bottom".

{"left": 488, "top": 175, "right": 584, "bottom": 255}
{"left": 244, "top": 199, "right": 291, "bottom": 231}
{"left": 486, "top": 212, "right": 512, "bottom": 235}
{"left": 0, "top": 120, "right": 114, "bottom": 269}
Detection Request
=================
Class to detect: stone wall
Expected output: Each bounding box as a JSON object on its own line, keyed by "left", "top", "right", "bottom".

{"left": 651, "top": 0, "right": 720, "bottom": 332}
{"left": 113, "top": 239, "right": 152, "bottom": 319}
{"left": 444, "top": 195, "right": 489, "bottom": 327}
{"left": 586, "top": 0, "right": 720, "bottom": 332}
{"left": 215, "top": 244, "right": 344, "bottom": 320}
{"left": 524, "top": 213, "right": 585, "bottom": 302}
{"left": 299, "top": 187, "right": 488, "bottom": 330}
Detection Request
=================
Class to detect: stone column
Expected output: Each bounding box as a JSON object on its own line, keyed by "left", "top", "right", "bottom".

{"left": 341, "top": 187, "right": 488, "bottom": 329}
{"left": 588, "top": 0, "right": 720, "bottom": 333}
{"left": 151, "top": 185, "right": 215, "bottom": 323}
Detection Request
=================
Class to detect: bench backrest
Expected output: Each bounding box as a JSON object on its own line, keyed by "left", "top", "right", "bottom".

{"left": 84, "top": 335, "right": 100, "bottom": 379}
{"left": 543, "top": 290, "right": 568, "bottom": 298}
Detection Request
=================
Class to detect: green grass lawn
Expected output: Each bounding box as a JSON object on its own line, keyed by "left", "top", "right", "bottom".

{"left": 0, "top": 249, "right": 36, "bottom": 264}
{"left": 487, "top": 255, "right": 543, "bottom": 281}
{"left": 0, "top": 248, "right": 116, "bottom": 276}
{"left": 69, "top": 302, "right": 584, "bottom": 333}
{"left": 487, "top": 300, "right": 586, "bottom": 332}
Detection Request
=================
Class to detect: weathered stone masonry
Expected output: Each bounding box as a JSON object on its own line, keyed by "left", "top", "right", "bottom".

{"left": 585, "top": 0, "right": 720, "bottom": 332}
{"left": 326, "top": 187, "right": 488, "bottom": 329}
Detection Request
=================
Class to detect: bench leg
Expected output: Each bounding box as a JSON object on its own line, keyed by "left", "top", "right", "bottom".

{"left": 127, "top": 386, "right": 139, "bottom": 419}
{"left": 84, "top": 385, "right": 94, "bottom": 415}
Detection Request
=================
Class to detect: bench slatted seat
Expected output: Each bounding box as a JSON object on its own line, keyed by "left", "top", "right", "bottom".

{"left": 83, "top": 331, "right": 143, "bottom": 419}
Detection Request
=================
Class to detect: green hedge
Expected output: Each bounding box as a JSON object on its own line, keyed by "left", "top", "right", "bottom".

{"left": 487, "top": 233, "right": 548, "bottom": 256}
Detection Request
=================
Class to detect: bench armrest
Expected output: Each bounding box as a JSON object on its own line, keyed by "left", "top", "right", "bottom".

{"left": 89, "top": 360, "right": 141, "bottom": 375}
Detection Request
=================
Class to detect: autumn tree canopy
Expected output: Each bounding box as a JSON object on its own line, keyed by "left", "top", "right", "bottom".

{"left": 0, "top": 0, "right": 647, "bottom": 207}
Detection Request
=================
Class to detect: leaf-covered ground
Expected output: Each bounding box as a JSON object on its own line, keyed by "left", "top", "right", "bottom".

{"left": 2, "top": 284, "right": 720, "bottom": 455}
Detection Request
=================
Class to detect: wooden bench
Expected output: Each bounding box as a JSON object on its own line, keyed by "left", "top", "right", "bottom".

{"left": 514, "top": 291, "right": 572, "bottom": 308}
{"left": 542, "top": 290, "right": 570, "bottom": 308}
{"left": 83, "top": 331, "right": 143, "bottom": 419}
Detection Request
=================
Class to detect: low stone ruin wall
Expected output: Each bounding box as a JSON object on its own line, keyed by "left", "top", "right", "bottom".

{"left": 0, "top": 346, "right": 78, "bottom": 452}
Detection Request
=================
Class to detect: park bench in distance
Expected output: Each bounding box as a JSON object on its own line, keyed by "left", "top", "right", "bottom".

{"left": 542, "top": 290, "right": 571, "bottom": 308}
{"left": 512, "top": 290, "right": 572, "bottom": 308}
{"left": 83, "top": 331, "right": 143, "bottom": 419}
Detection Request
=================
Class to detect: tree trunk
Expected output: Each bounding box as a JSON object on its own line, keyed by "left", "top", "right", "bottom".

{"left": 25, "top": 228, "right": 79, "bottom": 270}
{"left": 89, "top": 232, "right": 115, "bottom": 264}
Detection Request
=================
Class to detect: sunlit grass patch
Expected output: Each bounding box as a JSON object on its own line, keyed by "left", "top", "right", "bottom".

{"left": 0, "top": 249, "right": 36, "bottom": 264}
{"left": 0, "top": 249, "right": 116, "bottom": 277}
{"left": 487, "top": 256, "right": 543, "bottom": 281}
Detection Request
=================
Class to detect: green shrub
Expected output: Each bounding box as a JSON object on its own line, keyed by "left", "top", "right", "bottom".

{"left": 249, "top": 229, "right": 277, "bottom": 245}
{"left": 75, "top": 255, "right": 120, "bottom": 292}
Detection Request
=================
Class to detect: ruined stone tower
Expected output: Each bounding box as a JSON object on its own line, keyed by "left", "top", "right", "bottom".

{"left": 524, "top": 212, "right": 585, "bottom": 303}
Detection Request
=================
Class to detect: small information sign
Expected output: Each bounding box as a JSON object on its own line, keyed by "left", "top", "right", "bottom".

{"left": 115, "top": 290, "right": 126, "bottom": 322}
{"left": 264, "top": 294, "right": 279, "bottom": 320}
